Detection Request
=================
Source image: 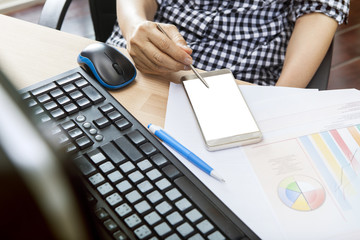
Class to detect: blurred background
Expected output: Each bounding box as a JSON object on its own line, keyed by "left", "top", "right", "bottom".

{"left": 2, "top": 0, "right": 359, "bottom": 89}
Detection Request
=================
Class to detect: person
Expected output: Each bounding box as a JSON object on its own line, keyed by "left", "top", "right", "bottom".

{"left": 106, "top": 0, "right": 350, "bottom": 87}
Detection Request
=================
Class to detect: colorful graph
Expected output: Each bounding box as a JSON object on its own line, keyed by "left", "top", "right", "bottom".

{"left": 299, "top": 125, "right": 360, "bottom": 210}
{"left": 278, "top": 176, "right": 325, "bottom": 211}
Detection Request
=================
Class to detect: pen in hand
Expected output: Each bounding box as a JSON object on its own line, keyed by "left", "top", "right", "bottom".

{"left": 148, "top": 124, "right": 225, "bottom": 182}
{"left": 156, "top": 24, "right": 209, "bottom": 88}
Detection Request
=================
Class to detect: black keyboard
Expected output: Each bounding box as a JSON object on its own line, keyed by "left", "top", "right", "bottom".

{"left": 20, "top": 67, "right": 258, "bottom": 240}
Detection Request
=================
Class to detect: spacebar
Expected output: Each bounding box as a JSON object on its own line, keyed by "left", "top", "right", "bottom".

{"left": 174, "top": 176, "right": 245, "bottom": 239}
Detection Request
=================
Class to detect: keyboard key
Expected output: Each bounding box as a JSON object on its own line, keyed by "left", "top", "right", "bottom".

{"left": 125, "top": 214, "right": 142, "bottom": 228}
{"left": 166, "top": 233, "right": 181, "bottom": 240}
{"left": 97, "top": 182, "right": 114, "bottom": 196}
{"left": 137, "top": 180, "right": 153, "bottom": 193}
{"left": 128, "top": 170, "right": 144, "bottom": 183}
{"left": 89, "top": 173, "right": 105, "bottom": 185}
{"left": 61, "top": 120, "right": 76, "bottom": 131}
{"left": 75, "top": 78, "right": 88, "bottom": 88}
{"left": 162, "top": 164, "right": 181, "bottom": 180}
{"left": 107, "top": 110, "right": 122, "bottom": 121}
{"left": 154, "top": 222, "right": 171, "bottom": 236}
{"left": 155, "top": 201, "right": 172, "bottom": 215}
{"left": 68, "top": 127, "right": 84, "bottom": 139}
{"left": 127, "top": 130, "right": 147, "bottom": 145}
{"left": 75, "top": 136, "right": 94, "bottom": 149}
{"left": 95, "top": 134, "right": 104, "bottom": 142}
{"left": 88, "top": 149, "right": 107, "bottom": 164}
{"left": 76, "top": 115, "right": 86, "bottom": 122}
{"left": 146, "top": 169, "right": 162, "bottom": 181}
{"left": 115, "top": 118, "right": 132, "bottom": 130}
{"left": 120, "top": 161, "right": 135, "bottom": 173}
{"left": 50, "top": 88, "right": 64, "bottom": 98}
{"left": 57, "top": 95, "right": 71, "bottom": 105}
{"left": 196, "top": 220, "right": 214, "bottom": 234}
{"left": 185, "top": 209, "right": 203, "bottom": 223}
{"left": 33, "top": 106, "right": 44, "bottom": 115}
{"left": 177, "top": 222, "right": 194, "bottom": 237}
{"left": 134, "top": 200, "right": 151, "bottom": 214}
{"left": 73, "top": 155, "right": 96, "bottom": 176}
{"left": 116, "top": 180, "right": 132, "bottom": 193}
{"left": 208, "top": 231, "right": 226, "bottom": 240}
{"left": 62, "top": 83, "right": 76, "bottom": 93}
{"left": 95, "top": 208, "right": 109, "bottom": 220}
{"left": 134, "top": 225, "right": 152, "bottom": 239}
{"left": 144, "top": 211, "right": 161, "bottom": 225}
{"left": 31, "top": 82, "right": 57, "bottom": 96}
{"left": 94, "top": 116, "right": 111, "bottom": 129}
{"left": 125, "top": 190, "right": 142, "bottom": 203}
{"left": 104, "top": 219, "right": 118, "bottom": 232}
{"left": 188, "top": 233, "right": 205, "bottom": 240}
{"left": 166, "top": 211, "right": 183, "bottom": 226}
{"left": 155, "top": 178, "right": 171, "bottom": 191}
{"left": 151, "top": 153, "right": 169, "bottom": 167}
{"left": 140, "top": 142, "right": 158, "bottom": 156}
{"left": 99, "top": 161, "right": 115, "bottom": 173}
{"left": 101, "top": 142, "right": 127, "bottom": 165}
{"left": 56, "top": 73, "right": 82, "bottom": 85}
{"left": 114, "top": 137, "right": 143, "bottom": 162}
{"left": 113, "top": 231, "right": 127, "bottom": 240}
{"left": 44, "top": 101, "right": 58, "bottom": 111}
{"left": 76, "top": 97, "right": 91, "bottom": 109}
{"left": 175, "top": 198, "right": 192, "bottom": 212}
{"left": 107, "top": 170, "right": 123, "bottom": 183}
{"left": 69, "top": 90, "right": 83, "bottom": 100}
{"left": 50, "top": 108, "right": 66, "bottom": 120}
{"left": 82, "top": 122, "right": 91, "bottom": 129}
{"left": 65, "top": 142, "right": 78, "bottom": 154}
{"left": 106, "top": 193, "right": 123, "bottom": 206}
{"left": 63, "top": 102, "right": 79, "bottom": 115}
{"left": 115, "top": 203, "right": 132, "bottom": 217}
{"left": 146, "top": 190, "right": 163, "bottom": 204}
{"left": 137, "top": 159, "right": 153, "bottom": 171}
{"left": 165, "top": 188, "right": 182, "bottom": 201}
{"left": 37, "top": 93, "right": 51, "bottom": 103}
{"left": 82, "top": 85, "right": 104, "bottom": 103}
{"left": 26, "top": 98, "right": 37, "bottom": 108}
{"left": 99, "top": 103, "right": 114, "bottom": 113}
{"left": 89, "top": 128, "right": 97, "bottom": 135}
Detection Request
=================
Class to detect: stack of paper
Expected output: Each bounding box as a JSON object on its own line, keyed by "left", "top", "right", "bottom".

{"left": 164, "top": 83, "right": 360, "bottom": 239}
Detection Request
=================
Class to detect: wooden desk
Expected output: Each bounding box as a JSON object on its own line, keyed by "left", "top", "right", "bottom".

{"left": 0, "top": 15, "right": 250, "bottom": 127}
{"left": 0, "top": 14, "right": 174, "bottom": 127}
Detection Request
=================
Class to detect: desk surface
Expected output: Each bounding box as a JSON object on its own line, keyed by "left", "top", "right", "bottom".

{"left": 0, "top": 14, "right": 249, "bottom": 128}
{"left": 0, "top": 14, "right": 177, "bottom": 127}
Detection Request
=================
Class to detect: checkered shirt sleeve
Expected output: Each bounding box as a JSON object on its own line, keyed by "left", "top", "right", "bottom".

{"left": 107, "top": 0, "right": 350, "bottom": 86}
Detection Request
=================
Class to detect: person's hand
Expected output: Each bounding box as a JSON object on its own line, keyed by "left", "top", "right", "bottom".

{"left": 126, "top": 21, "right": 193, "bottom": 75}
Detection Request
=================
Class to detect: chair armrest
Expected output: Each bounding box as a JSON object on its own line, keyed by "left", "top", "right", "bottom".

{"left": 38, "top": 0, "right": 73, "bottom": 30}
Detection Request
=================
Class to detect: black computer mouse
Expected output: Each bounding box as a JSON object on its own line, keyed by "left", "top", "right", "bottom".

{"left": 77, "top": 43, "right": 136, "bottom": 90}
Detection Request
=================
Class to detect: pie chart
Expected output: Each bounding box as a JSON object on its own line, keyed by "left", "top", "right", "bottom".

{"left": 278, "top": 176, "right": 325, "bottom": 211}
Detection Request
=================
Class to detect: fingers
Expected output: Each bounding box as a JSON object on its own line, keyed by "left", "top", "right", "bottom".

{"left": 126, "top": 21, "right": 193, "bottom": 74}
{"left": 160, "top": 24, "right": 193, "bottom": 55}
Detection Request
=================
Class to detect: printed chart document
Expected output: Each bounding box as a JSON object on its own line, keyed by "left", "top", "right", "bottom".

{"left": 164, "top": 82, "right": 360, "bottom": 239}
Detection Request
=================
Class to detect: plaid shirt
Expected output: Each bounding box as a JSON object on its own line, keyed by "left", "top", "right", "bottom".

{"left": 107, "top": 0, "right": 349, "bottom": 85}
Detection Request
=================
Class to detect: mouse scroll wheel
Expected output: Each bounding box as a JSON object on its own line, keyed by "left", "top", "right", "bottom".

{"left": 112, "top": 63, "right": 124, "bottom": 75}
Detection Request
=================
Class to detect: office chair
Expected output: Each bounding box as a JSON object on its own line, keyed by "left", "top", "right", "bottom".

{"left": 38, "top": 0, "right": 116, "bottom": 42}
{"left": 38, "top": 0, "right": 332, "bottom": 90}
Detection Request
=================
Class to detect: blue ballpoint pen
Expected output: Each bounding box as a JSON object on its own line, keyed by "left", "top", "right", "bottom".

{"left": 148, "top": 124, "right": 225, "bottom": 182}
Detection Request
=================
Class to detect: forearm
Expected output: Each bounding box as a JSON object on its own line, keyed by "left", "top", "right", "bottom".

{"left": 276, "top": 13, "right": 338, "bottom": 88}
{"left": 116, "top": 0, "right": 158, "bottom": 41}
